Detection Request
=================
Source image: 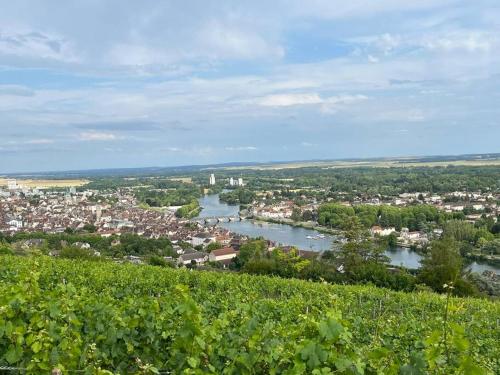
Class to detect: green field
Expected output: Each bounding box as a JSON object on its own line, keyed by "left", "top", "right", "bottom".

{"left": 0, "top": 256, "right": 499, "bottom": 374}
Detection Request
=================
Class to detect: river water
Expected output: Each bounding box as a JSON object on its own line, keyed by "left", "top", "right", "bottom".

{"left": 197, "top": 194, "right": 499, "bottom": 274}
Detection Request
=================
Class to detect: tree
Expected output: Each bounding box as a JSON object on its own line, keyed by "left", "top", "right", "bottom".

{"left": 490, "top": 222, "right": 500, "bottom": 234}
{"left": 238, "top": 240, "right": 267, "bottom": 265}
{"left": 60, "top": 246, "right": 97, "bottom": 260}
{"left": 317, "top": 203, "right": 355, "bottom": 228}
{"left": 417, "top": 239, "right": 476, "bottom": 296}
{"left": 148, "top": 255, "right": 174, "bottom": 267}
{"left": 291, "top": 208, "right": 302, "bottom": 222}
{"left": 442, "top": 220, "right": 476, "bottom": 243}
{"left": 206, "top": 242, "right": 223, "bottom": 252}
{"left": 302, "top": 210, "right": 314, "bottom": 222}
{"left": 82, "top": 224, "right": 97, "bottom": 233}
{"left": 386, "top": 233, "right": 398, "bottom": 248}
{"left": 480, "top": 239, "right": 500, "bottom": 255}
{"left": 0, "top": 243, "right": 13, "bottom": 255}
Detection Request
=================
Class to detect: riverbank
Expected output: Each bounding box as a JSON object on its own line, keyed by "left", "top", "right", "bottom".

{"left": 466, "top": 252, "right": 500, "bottom": 267}
{"left": 249, "top": 215, "right": 343, "bottom": 236}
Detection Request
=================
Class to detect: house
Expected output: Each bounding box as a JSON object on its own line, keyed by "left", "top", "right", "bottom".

{"left": 278, "top": 246, "right": 318, "bottom": 260}
{"left": 209, "top": 247, "right": 238, "bottom": 263}
{"left": 433, "top": 228, "right": 444, "bottom": 237}
{"left": 72, "top": 242, "right": 91, "bottom": 249}
{"left": 370, "top": 226, "right": 396, "bottom": 237}
{"left": 191, "top": 232, "right": 216, "bottom": 247}
{"left": 7, "top": 219, "right": 23, "bottom": 229}
{"left": 178, "top": 251, "right": 208, "bottom": 266}
{"left": 21, "top": 238, "right": 45, "bottom": 249}
{"left": 230, "top": 235, "right": 247, "bottom": 251}
{"left": 399, "top": 228, "right": 428, "bottom": 245}
{"left": 125, "top": 255, "right": 143, "bottom": 264}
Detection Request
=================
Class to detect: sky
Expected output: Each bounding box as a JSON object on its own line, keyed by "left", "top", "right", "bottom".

{"left": 0, "top": 0, "right": 499, "bottom": 173}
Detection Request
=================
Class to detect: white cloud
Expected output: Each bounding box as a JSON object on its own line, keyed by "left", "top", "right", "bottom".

{"left": 288, "top": 0, "right": 459, "bottom": 19}
{"left": 78, "top": 132, "right": 118, "bottom": 141}
{"left": 258, "top": 92, "right": 369, "bottom": 116}
{"left": 301, "top": 142, "right": 316, "bottom": 147}
{"left": 320, "top": 95, "right": 368, "bottom": 114}
{"left": 0, "top": 28, "right": 79, "bottom": 62}
{"left": 422, "top": 31, "right": 494, "bottom": 53}
{"left": 375, "top": 33, "right": 401, "bottom": 55}
{"left": 197, "top": 21, "right": 284, "bottom": 61}
{"left": 25, "top": 138, "right": 54, "bottom": 145}
{"left": 259, "top": 93, "right": 368, "bottom": 108}
{"left": 163, "top": 147, "right": 181, "bottom": 152}
{"left": 107, "top": 44, "right": 172, "bottom": 66}
{"left": 259, "top": 93, "right": 323, "bottom": 107}
{"left": 224, "top": 146, "right": 258, "bottom": 151}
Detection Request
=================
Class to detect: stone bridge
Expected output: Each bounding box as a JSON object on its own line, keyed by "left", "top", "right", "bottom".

{"left": 191, "top": 215, "right": 245, "bottom": 224}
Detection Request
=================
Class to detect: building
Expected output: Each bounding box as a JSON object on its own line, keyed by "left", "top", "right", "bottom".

{"left": 208, "top": 247, "right": 238, "bottom": 263}
{"left": 7, "top": 179, "right": 17, "bottom": 190}
{"left": 191, "top": 232, "right": 216, "bottom": 247}
{"left": 209, "top": 174, "right": 216, "bottom": 186}
{"left": 178, "top": 251, "right": 209, "bottom": 266}
{"left": 229, "top": 177, "right": 234, "bottom": 186}
{"left": 370, "top": 226, "right": 396, "bottom": 237}
{"left": 237, "top": 177, "right": 244, "bottom": 187}
{"left": 7, "top": 219, "right": 23, "bottom": 230}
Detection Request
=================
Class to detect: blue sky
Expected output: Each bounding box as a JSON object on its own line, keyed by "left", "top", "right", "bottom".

{"left": 0, "top": 0, "right": 499, "bottom": 173}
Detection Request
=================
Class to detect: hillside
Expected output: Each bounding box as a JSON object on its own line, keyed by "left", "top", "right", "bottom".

{"left": 0, "top": 256, "right": 499, "bottom": 374}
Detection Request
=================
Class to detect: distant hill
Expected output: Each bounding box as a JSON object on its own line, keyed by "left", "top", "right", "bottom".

{"left": 4, "top": 152, "right": 500, "bottom": 178}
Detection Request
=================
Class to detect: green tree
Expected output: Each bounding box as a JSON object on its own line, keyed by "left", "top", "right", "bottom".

{"left": 238, "top": 240, "right": 267, "bottom": 265}
{"left": 291, "top": 208, "right": 302, "bottom": 222}
{"left": 0, "top": 243, "right": 13, "bottom": 255}
{"left": 417, "top": 239, "right": 476, "bottom": 296}
{"left": 82, "top": 224, "right": 97, "bottom": 233}
{"left": 206, "top": 242, "right": 224, "bottom": 252}
{"left": 386, "top": 233, "right": 398, "bottom": 248}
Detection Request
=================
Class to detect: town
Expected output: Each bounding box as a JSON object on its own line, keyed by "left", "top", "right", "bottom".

{"left": 2, "top": 167, "right": 499, "bottom": 274}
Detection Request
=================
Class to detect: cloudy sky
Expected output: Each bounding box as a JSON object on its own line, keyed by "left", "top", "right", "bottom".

{"left": 0, "top": 0, "right": 499, "bottom": 172}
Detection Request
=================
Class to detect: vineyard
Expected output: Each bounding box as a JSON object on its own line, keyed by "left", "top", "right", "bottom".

{"left": 0, "top": 256, "right": 499, "bottom": 374}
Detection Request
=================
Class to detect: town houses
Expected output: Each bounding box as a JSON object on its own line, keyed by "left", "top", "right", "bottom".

{"left": 0, "top": 184, "right": 254, "bottom": 267}
{"left": 1, "top": 180, "right": 499, "bottom": 267}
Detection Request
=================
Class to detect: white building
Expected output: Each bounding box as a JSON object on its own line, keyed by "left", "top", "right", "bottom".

{"left": 178, "top": 252, "right": 209, "bottom": 266}
{"left": 7, "top": 179, "right": 17, "bottom": 190}
{"left": 370, "top": 226, "right": 396, "bottom": 236}
{"left": 237, "top": 177, "right": 244, "bottom": 186}
{"left": 191, "top": 232, "right": 216, "bottom": 247}
{"left": 229, "top": 177, "right": 235, "bottom": 186}
{"left": 209, "top": 174, "right": 216, "bottom": 186}
{"left": 7, "top": 219, "right": 23, "bottom": 229}
{"left": 208, "top": 247, "right": 238, "bottom": 263}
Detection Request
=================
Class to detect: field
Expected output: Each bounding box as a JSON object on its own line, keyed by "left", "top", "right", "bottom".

{"left": 0, "top": 178, "right": 88, "bottom": 189}
{"left": 168, "top": 177, "right": 193, "bottom": 183}
{"left": 219, "top": 156, "right": 500, "bottom": 171}
{"left": 1, "top": 256, "right": 499, "bottom": 374}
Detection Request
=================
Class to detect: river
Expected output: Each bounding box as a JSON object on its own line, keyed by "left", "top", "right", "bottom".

{"left": 197, "top": 194, "right": 499, "bottom": 274}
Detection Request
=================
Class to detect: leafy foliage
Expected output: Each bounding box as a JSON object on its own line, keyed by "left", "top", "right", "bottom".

{"left": 0, "top": 256, "right": 498, "bottom": 374}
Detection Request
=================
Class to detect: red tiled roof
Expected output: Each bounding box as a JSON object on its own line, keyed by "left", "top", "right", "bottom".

{"left": 211, "top": 247, "right": 237, "bottom": 256}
